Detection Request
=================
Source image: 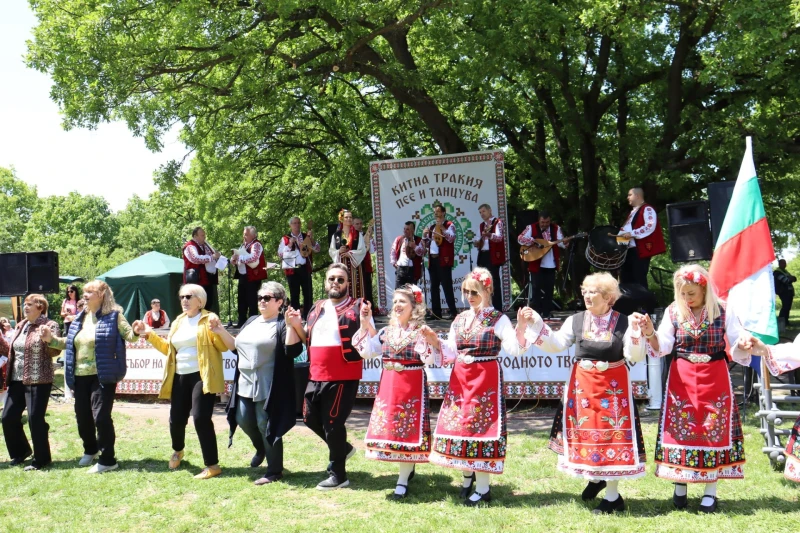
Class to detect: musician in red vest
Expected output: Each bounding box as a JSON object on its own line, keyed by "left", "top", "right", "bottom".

{"left": 285, "top": 263, "right": 371, "bottom": 490}
{"left": 182, "top": 226, "right": 221, "bottom": 314}
{"left": 142, "top": 299, "right": 170, "bottom": 329}
{"left": 518, "top": 211, "right": 572, "bottom": 318}
{"left": 423, "top": 202, "right": 458, "bottom": 320}
{"left": 278, "top": 216, "right": 320, "bottom": 319}
{"left": 618, "top": 188, "right": 666, "bottom": 288}
{"left": 391, "top": 221, "right": 426, "bottom": 287}
{"left": 353, "top": 217, "right": 375, "bottom": 307}
{"left": 232, "top": 226, "right": 268, "bottom": 328}
{"left": 473, "top": 204, "right": 506, "bottom": 311}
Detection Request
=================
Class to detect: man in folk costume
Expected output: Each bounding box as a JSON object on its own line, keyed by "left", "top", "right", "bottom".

{"left": 279, "top": 216, "right": 320, "bottom": 319}
{"left": 183, "top": 226, "right": 221, "bottom": 314}
{"left": 525, "top": 272, "right": 647, "bottom": 514}
{"left": 329, "top": 209, "right": 368, "bottom": 300}
{"left": 473, "top": 204, "right": 506, "bottom": 311}
{"left": 618, "top": 187, "right": 666, "bottom": 289}
{"left": 423, "top": 201, "right": 458, "bottom": 320}
{"left": 353, "top": 217, "right": 375, "bottom": 308}
{"left": 232, "top": 226, "right": 268, "bottom": 328}
{"left": 517, "top": 211, "right": 570, "bottom": 319}
{"left": 286, "top": 263, "right": 372, "bottom": 490}
{"left": 391, "top": 221, "right": 426, "bottom": 287}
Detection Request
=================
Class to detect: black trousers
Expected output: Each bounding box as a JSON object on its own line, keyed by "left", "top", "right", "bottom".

{"left": 303, "top": 380, "right": 358, "bottom": 479}
{"left": 477, "top": 251, "right": 503, "bottom": 310}
{"left": 620, "top": 251, "right": 651, "bottom": 289}
{"left": 201, "top": 283, "right": 219, "bottom": 315}
{"left": 779, "top": 292, "right": 794, "bottom": 320}
{"left": 428, "top": 256, "right": 457, "bottom": 318}
{"left": 236, "top": 396, "right": 283, "bottom": 476}
{"left": 237, "top": 277, "right": 260, "bottom": 327}
{"left": 363, "top": 270, "right": 374, "bottom": 307}
{"left": 74, "top": 375, "right": 117, "bottom": 466}
{"left": 286, "top": 267, "right": 314, "bottom": 319}
{"left": 170, "top": 372, "right": 218, "bottom": 467}
{"left": 531, "top": 267, "right": 557, "bottom": 318}
{"left": 2, "top": 381, "right": 51, "bottom": 466}
{"left": 395, "top": 266, "right": 416, "bottom": 287}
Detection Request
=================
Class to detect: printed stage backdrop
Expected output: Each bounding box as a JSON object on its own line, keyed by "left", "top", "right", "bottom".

{"left": 370, "top": 151, "right": 511, "bottom": 313}
{"left": 117, "top": 332, "right": 649, "bottom": 400}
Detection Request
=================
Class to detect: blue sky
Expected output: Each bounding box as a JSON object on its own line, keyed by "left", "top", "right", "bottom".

{"left": 0, "top": 1, "right": 188, "bottom": 212}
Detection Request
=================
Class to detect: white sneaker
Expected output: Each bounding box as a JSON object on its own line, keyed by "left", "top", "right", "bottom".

{"left": 79, "top": 452, "right": 99, "bottom": 466}
{"left": 87, "top": 463, "right": 119, "bottom": 474}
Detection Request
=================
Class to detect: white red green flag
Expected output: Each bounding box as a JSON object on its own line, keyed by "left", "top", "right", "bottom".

{"left": 709, "top": 137, "right": 779, "bottom": 345}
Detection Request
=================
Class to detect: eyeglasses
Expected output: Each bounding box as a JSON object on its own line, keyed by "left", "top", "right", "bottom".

{"left": 152, "top": 301, "right": 160, "bottom": 305}
{"left": 463, "top": 289, "right": 482, "bottom": 298}
{"left": 327, "top": 276, "right": 346, "bottom": 284}
{"left": 257, "top": 295, "right": 275, "bottom": 302}
{"left": 179, "top": 295, "right": 193, "bottom": 301}
{"left": 581, "top": 289, "right": 600, "bottom": 296}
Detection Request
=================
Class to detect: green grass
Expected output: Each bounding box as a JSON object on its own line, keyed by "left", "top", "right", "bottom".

{"left": 0, "top": 400, "right": 798, "bottom": 533}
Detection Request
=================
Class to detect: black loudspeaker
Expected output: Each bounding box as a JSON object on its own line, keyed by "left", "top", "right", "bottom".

{"left": 613, "top": 283, "right": 658, "bottom": 315}
{"left": 327, "top": 224, "right": 339, "bottom": 247}
{"left": 666, "top": 201, "right": 712, "bottom": 262}
{"left": 514, "top": 209, "right": 539, "bottom": 236}
{"left": 27, "top": 251, "right": 59, "bottom": 293}
{"left": 0, "top": 253, "right": 29, "bottom": 296}
{"left": 708, "top": 181, "right": 735, "bottom": 246}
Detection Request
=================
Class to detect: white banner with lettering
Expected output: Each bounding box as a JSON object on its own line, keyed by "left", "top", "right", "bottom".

{"left": 370, "top": 151, "right": 511, "bottom": 313}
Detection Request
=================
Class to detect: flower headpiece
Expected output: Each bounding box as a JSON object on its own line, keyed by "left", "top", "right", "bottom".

{"left": 681, "top": 270, "right": 707, "bottom": 287}
{"left": 337, "top": 209, "right": 349, "bottom": 223}
{"left": 408, "top": 284, "right": 423, "bottom": 304}
{"left": 471, "top": 270, "right": 491, "bottom": 288}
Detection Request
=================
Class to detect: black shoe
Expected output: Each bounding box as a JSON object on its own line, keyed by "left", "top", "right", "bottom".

{"left": 459, "top": 473, "right": 476, "bottom": 499}
{"left": 581, "top": 480, "right": 607, "bottom": 501}
{"left": 250, "top": 451, "right": 265, "bottom": 468}
{"left": 316, "top": 474, "right": 350, "bottom": 491}
{"left": 592, "top": 495, "right": 625, "bottom": 514}
{"left": 699, "top": 496, "right": 718, "bottom": 514}
{"left": 326, "top": 443, "right": 356, "bottom": 473}
{"left": 23, "top": 462, "right": 49, "bottom": 472}
{"left": 673, "top": 484, "right": 688, "bottom": 509}
{"left": 9, "top": 456, "right": 29, "bottom": 467}
{"left": 463, "top": 488, "right": 492, "bottom": 506}
{"left": 408, "top": 466, "right": 415, "bottom": 483}
{"left": 389, "top": 483, "right": 409, "bottom": 501}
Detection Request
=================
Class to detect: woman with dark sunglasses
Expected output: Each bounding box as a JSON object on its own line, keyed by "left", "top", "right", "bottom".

{"left": 132, "top": 284, "right": 227, "bottom": 479}
{"left": 214, "top": 281, "right": 302, "bottom": 485}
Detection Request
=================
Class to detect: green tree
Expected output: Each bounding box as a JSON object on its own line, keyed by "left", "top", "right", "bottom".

{"left": 0, "top": 167, "right": 38, "bottom": 253}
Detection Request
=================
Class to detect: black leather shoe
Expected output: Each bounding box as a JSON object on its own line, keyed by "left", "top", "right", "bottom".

{"left": 250, "top": 452, "right": 265, "bottom": 468}
{"left": 463, "top": 488, "right": 492, "bottom": 506}
{"left": 592, "top": 495, "right": 626, "bottom": 514}
{"left": 673, "top": 484, "right": 688, "bottom": 509}
{"left": 9, "top": 456, "right": 29, "bottom": 467}
{"left": 316, "top": 474, "right": 350, "bottom": 491}
{"left": 699, "top": 496, "right": 718, "bottom": 514}
{"left": 459, "top": 473, "right": 476, "bottom": 499}
{"left": 408, "top": 466, "right": 416, "bottom": 483}
{"left": 581, "top": 480, "right": 607, "bottom": 501}
{"left": 389, "top": 483, "right": 409, "bottom": 501}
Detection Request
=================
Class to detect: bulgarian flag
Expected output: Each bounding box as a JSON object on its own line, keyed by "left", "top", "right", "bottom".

{"left": 709, "top": 137, "right": 779, "bottom": 353}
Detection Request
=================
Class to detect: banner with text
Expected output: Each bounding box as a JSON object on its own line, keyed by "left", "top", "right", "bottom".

{"left": 370, "top": 151, "right": 510, "bottom": 313}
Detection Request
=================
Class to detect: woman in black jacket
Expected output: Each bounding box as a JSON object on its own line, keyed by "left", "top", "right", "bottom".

{"left": 212, "top": 281, "right": 302, "bottom": 484}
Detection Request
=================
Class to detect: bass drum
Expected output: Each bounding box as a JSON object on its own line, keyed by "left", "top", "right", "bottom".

{"left": 585, "top": 225, "right": 628, "bottom": 270}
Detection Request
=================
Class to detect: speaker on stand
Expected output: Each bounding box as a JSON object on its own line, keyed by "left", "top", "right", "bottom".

{"left": 0, "top": 253, "right": 28, "bottom": 296}
{"left": 27, "top": 251, "right": 59, "bottom": 293}
{"left": 666, "top": 201, "right": 712, "bottom": 262}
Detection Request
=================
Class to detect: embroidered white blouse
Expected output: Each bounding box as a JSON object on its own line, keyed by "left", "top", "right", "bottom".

{"left": 440, "top": 307, "right": 530, "bottom": 363}
{"left": 353, "top": 325, "right": 439, "bottom": 366}
{"left": 763, "top": 333, "right": 800, "bottom": 376}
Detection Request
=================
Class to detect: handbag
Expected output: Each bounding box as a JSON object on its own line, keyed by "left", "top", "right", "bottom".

{"left": 185, "top": 268, "right": 200, "bottom": 284}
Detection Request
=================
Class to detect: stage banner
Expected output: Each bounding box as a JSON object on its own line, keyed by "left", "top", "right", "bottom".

{"left": 370, "top": 151, "right": 510, "bottom": 313}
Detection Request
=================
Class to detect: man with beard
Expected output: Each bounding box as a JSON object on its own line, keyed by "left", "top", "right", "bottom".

{"left": 285, "top": 263, "right": 372, "bottom": 490}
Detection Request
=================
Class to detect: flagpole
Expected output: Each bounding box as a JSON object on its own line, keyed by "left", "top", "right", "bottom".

{"left": 746, "top": 135, "right": 752, "bottom": 152}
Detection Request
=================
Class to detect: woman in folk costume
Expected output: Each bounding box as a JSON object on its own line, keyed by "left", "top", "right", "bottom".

{"left": 428, "top": 267, "right": 535, "bottom": 506}
{"left": 329, "top": 209, "right": 368, "bottom": 300}
{"left": 353, "top": 284, "right": 441, "bottom": 500}
{"left": 638, "top": 264, "right": 748, "bottom": 513}
{"left": 525, "top": 272, "right": 647, "bottom": 514}
{"left": 739, "top": 333, "right": 800, "bottom": 483}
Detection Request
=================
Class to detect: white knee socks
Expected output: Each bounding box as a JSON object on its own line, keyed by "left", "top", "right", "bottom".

{"left": 701, "top": 481, "right": 717, "bottom": 506}
{"left": 462, "top": 470, "right": 475, "bottom": 488}
{"left": 604, "top": 480, "right": 620, "bottom": 501}
{"left": 467, "top": 472, "right": 492, "bottom": 501}
{"left": 395, "top": 463, "right": 415, "bottom": 495}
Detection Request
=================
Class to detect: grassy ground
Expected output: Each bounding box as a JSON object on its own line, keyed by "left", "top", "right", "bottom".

{"left": 0, "top": 396, "right": 798, "bottom": 533}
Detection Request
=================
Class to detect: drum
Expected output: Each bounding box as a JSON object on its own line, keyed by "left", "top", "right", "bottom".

{"left": 585, "top": 225, "right": 628, "bottom": 270}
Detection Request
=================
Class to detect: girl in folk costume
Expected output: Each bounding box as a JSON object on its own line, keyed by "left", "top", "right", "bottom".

{"left": 329, "top": 209, "right": 368, "bottom": 300}
{"left": 427, "top": 267, "right": 536, "bottom": 506}
{"left": 525, "top": 272, "right": 647, "bottom": 514}
{"left": 740, "top": 333, "right": 800, "bottom": 483}
{"left": 353, "top": 284, "right": 441, "bottom": 500}
{"left": 639, "top": 264, "right": 748, "bottom": 513}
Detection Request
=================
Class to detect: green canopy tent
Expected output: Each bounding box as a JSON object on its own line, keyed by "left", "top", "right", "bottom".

{"left": 97, "top": 251, "right": 184, "bottom": 325}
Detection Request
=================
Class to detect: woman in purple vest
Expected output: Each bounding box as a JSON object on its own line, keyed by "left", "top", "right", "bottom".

{"left": 42, "top": 280, "right": 137, "bottom": 473}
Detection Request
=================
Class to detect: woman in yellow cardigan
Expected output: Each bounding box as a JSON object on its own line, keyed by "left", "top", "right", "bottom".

{"left": 133, "top": 284, "right": 227, "bottom": 479}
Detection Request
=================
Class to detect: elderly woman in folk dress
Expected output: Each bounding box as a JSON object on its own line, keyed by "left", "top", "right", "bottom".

{"left": 638, "top": 264, "right": 748, "bottom": 513}
{"left": 525, "top": 272, "right": 646, "bottom": 514}
{"left": 353, "top": 284, "right": 440, "bottom": 500}
{"left": 427, "top": 267, "right": 535, "bottom": 506}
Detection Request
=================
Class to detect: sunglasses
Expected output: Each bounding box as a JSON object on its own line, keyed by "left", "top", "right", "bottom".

{"left": 179, "top": 295, "right": 193, "bottom": 300}
{"left": 257, "top": 295, "right": 276, "bottom": 302}
{"left": 464, "top": 289, "right": 482, "bottom": 298}
{"left": 327, "top": 276, "right": 347, "bottom": 284}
